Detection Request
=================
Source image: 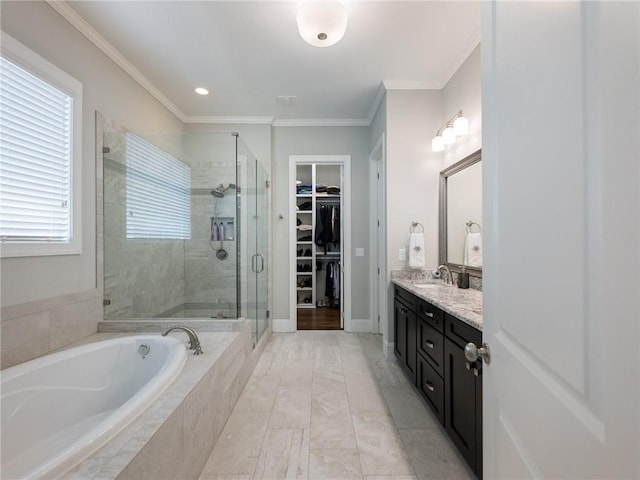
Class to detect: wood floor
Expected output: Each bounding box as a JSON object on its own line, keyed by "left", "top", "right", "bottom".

{"left": 297, "top": 307, "right": 341, "bottom": 330}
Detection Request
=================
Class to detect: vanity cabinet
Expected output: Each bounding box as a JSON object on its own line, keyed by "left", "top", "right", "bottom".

{"left": 393, "top": 287, "right": 417, "bottom": 383}
{"left": 444, "top": 313, "right": 483, "bottom": 478}
{"left": 393, "top": 286, "right": 483, "bottom": 479}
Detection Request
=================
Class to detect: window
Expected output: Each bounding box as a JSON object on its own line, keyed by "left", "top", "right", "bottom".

{"left": 0, "top": 32, "right": 82, "bottom": 257}
{"left": 125, "top": 133, "right": 191, "bottom": 239}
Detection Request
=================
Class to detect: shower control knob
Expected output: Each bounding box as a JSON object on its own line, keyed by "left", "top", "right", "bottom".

{"left": 464, "top": 342, "right": 490, "bottom": 364}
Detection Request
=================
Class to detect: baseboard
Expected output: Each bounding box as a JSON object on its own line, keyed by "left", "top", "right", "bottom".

{"left": 272, "top": 318, "right": 295, "bottom": 333}
{"left": 383, "top": 339, "right": 394, "bottom": 359}
{"left": 348, "top": 318, "right": 372, "bottom": 333}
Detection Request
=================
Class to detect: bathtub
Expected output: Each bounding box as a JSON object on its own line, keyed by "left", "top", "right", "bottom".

{"left": 1, "top": 335, "right": 187, "bottom": 480}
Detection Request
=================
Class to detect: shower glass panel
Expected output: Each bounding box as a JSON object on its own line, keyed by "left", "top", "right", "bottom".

{"left": 102, "top": 130, "right": 268, "bottom": 344}
{"left": 236, "top": 137, "right": 269, "bottom": 344}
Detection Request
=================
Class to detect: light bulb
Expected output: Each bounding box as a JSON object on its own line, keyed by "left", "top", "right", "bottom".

{"left": 442, "top": 126, "right": 456, "bottom": 145}
{"left": 297, "top": 0, "right": 348, "bottom": 48}
{"left": 453, "top": 115, "right": 469, "bottom": 136}
{"left": 195, "top": 87, "right": 209, "bottom": 96}
{"left": 432, "top": 135, "right": 445, "bottom": 152}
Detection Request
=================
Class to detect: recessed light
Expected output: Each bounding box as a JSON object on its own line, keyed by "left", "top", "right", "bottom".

{"left": 195, "top": 87, "right": 209, "bottom": 96}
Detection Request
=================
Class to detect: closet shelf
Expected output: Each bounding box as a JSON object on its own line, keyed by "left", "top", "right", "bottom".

{"left": 296, "top": 241, "right": 313, "bottom": 244}
{"left": 297, "top": 287, "right": 312, "bottom": 291}
{"left": 296, "top": 272, "right": 312, "bottom": 276}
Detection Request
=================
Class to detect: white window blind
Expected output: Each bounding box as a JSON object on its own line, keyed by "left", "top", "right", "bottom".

{"left": 125, "top": 133, "right": 191, "bottom": 239}
{"left": 0, "top": 55, "right": 73, "bottom": 243}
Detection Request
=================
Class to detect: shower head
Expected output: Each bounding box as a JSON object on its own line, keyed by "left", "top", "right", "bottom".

{"left": 210, "top": 187, "right": 225, "bottom": 198}
{"left": 211, "top": 183, "right": 236, "bottom": 197}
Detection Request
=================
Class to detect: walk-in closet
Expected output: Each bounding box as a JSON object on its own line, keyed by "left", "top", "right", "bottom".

{"left": 291, "top": 157, "right": 349, "bottom": 330}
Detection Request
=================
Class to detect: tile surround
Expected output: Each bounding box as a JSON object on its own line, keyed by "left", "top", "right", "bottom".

{"left": 59, "top": 320, "right": 271, "bottom": 480}
{"left": 0, "top": 289, "right": 102, "bottom": 369}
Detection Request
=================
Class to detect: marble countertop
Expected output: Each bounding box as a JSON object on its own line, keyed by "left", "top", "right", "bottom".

{"left": 391, "top": 278, "right": 483, "bottom": 331}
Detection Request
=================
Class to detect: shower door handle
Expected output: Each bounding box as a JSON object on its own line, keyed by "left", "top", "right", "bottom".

{"left": 251, "top": 254, "right": 257, "bottom": 273}
{"left": 256, "top": 254, "right": 265, "bottom": 273}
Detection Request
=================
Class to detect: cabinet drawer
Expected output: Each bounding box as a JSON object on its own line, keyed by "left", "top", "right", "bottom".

{"left": 417, "top": 354, "right": 444, "bottom": 425}
{"left": 394, "top": 286, "right": 417, "bottom": 311}
{"left": 445, "top": 313, "right": 482, "bottom": 349}
{"left": 418, "top": 319, "right": 444, "bottom": 376}
{"left": 416, "top": 299, "right": 443, "bottom": 332}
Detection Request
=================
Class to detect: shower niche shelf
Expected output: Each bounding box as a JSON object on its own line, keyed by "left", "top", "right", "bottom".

{"left": 211, "top": 217, "right": 235, "bottom": 241}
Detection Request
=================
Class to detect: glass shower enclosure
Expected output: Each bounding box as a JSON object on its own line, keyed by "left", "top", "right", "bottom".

{"left": 102, "top": 131, "right": 268, "bottom": 344}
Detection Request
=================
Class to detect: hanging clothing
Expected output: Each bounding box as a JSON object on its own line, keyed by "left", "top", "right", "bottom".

{"left": 315, "top": 204, "right": 340, "bottom": 253}
{"left": 331, "top": 206, "right": 340, "bottom": 244}
{"left": 324, "top": 261, "right": 340, "bottom": 306}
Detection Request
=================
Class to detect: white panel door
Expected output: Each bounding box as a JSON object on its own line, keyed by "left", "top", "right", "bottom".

{"left": 482, "top": 2, "right": 639, "bottom": 478}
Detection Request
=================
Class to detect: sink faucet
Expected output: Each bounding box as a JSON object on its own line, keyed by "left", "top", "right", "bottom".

{"left": 437, "top": 265, "right": 455, "bottom": 286}
{"left": 161, "top": 325, "right": 203, "bottom": 355}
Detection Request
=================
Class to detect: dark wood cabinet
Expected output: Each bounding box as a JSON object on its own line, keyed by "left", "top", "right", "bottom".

{"left": 444, "top": 337, "right": 482, "bottom": 477}
{"left": 393, "top": 294, "right": 417, "bottom": 384}
{"left": 393, "top": 299, "right": 407, "bottom": 364}
{"left": 393, "top": 285, "right": 483, "bottom": 479}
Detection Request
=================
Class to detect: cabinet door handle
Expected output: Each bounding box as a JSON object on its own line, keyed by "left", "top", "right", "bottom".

{"left": 424, "top": 311, "right": 434, "bottom": 318}
{"left": 400, "top": 307, "right": 406, "bottom": 314}
{"left": 424, "top": 381, "right": 435, "bottom": 392}
{"left": 425, "top": 340, "right": 434, "bottom": 349}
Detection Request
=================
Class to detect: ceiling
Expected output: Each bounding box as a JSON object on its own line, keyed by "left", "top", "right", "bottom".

{"left": 62, "top": 1, "right": 481, "bottom": 125}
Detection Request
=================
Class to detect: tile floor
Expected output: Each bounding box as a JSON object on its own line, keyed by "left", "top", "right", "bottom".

{"left": 199, "top": 331, "right": 474, "bottom": 480}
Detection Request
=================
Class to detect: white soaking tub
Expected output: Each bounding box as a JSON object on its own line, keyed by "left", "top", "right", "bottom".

{"left": 1, "top": 335, "right": 187, "bottom": 479}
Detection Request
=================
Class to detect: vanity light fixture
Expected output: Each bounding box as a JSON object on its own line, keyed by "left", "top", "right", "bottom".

{"left": 194, "top": 87, "right": 209, "bottom": 96}
{"left": 297, "top": 0, "right": 348, "bottom": 48}
{"left": 432, "top": 110, "right": 469, "bottom": 152}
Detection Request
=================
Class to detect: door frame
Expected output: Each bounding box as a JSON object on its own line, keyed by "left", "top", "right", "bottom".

{"left": 288, "top": 155, "right": 352, "bottom": 332}
{"left": 369, "top": 133, "right": 387, "bottom": 337}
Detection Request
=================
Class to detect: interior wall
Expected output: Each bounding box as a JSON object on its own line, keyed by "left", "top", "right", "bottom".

{"left": 442, "top": 45, "right": 482, "bottom": 167}
{"left": 0, "top": 1, "right": 183, "bottom": 367}
{"left": 0, "top": 1, "right": 184, "bottom": 308}
{"left": 385, "top": 89, "right": 443, "bottom": 273}
{"left": 271, "top": 126, "right": 370, "bottom": 324}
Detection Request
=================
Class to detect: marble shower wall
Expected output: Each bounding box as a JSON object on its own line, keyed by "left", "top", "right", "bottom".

{"left": 184, "top": 134, "right": 239, "bottom": 319}
{"left": 103, "top": 132, "right": 186, "bottom": 319}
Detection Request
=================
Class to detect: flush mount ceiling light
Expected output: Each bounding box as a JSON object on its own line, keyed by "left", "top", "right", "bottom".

{"left": 297, "top": 0, "right": 348, "bottom": 48}
{"left": 194, "top": 87, "right": 209, "bottom": 95}
{"left": 432, "top": 111, "right": 469, "bottom": 152}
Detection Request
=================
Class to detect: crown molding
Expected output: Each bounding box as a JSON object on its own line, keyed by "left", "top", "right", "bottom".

{"left": 272, "top": 118, "right": 370, "bottom": 127}
{"left": 438, "top": 30, "right": 481, "bottom": 89}
{"left": 182, "top": 116, "right": 275, "bottom": 125}
{"left": 45, "top": 0, "right": 185, "bottom": 122}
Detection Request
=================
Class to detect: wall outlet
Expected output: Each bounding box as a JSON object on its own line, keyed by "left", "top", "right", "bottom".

{"left": 355, "top": 247, "right": 365, "bottom": 257}
{"left": 399, "top": 248, "right": 406, "bottom": 261}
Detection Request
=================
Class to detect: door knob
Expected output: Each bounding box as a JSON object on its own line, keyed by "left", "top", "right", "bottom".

{"left": 464, "top": 342, "right": 491, "bottom": 364}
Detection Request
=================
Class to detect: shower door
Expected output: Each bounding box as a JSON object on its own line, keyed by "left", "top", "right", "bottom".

{"left": 237, "top": 138, "right": 268, "bottom": 345}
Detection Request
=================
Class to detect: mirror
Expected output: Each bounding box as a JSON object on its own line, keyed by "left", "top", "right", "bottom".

{"left": 439, "top": 149, "right": 482, "bottom": 275}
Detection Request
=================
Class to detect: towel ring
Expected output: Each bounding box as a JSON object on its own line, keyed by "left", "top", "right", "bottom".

{"left": 466, "top": 221, "right": 481, "bottom": 234}
{"left": 410, "top": 221, "right": 424, "bottom": 233}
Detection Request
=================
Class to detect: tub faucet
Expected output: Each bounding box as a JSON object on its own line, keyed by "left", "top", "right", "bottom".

{"left": 161, "top": 325, "right": 203, "bottom": 355}
{"left": 437, "top": 265, "right": 455, "bottom": 286}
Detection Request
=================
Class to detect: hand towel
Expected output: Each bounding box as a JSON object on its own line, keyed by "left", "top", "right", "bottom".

{"left": 464, "top": 232, "right": 482, "bottom": 267}
{"left": 409, "top": 232, "right": 425, "bottom": 268}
